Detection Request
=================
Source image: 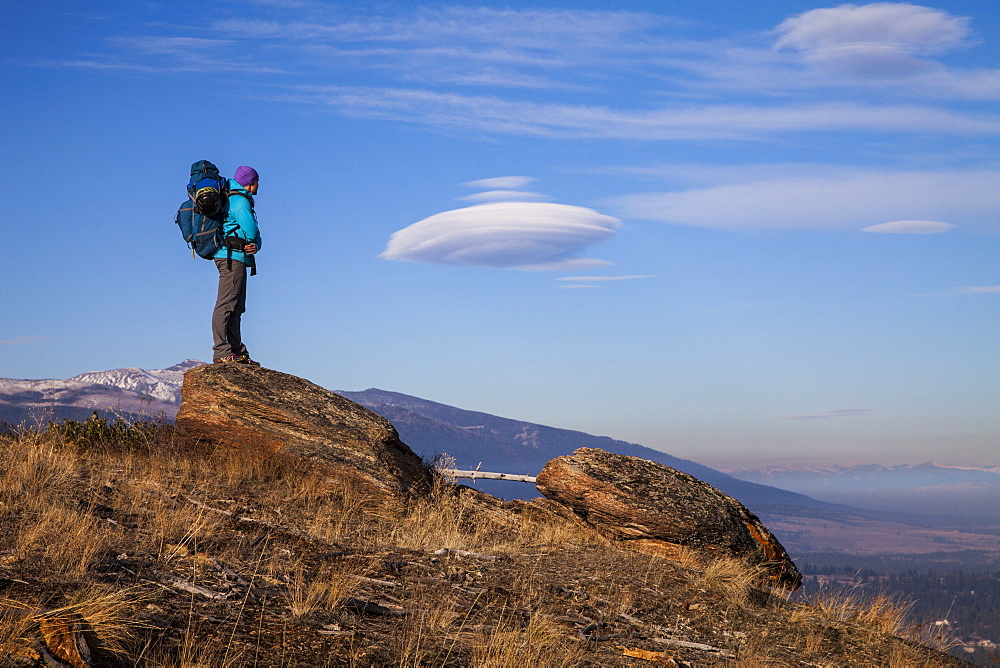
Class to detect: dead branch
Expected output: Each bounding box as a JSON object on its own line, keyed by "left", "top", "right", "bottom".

{"left": 343, "top": 597, "right": 405, "bottom": 617}
{"left": 350, "top": 575, "right": 400, "bottom": 588}
{"left": 440, "top": 469, "right": 537, "bottom": 483}
{"left": 432, "top": 548, "right": 501, "bottom": 561}
{"left": 164, "top": 578, "right": 230, "bottom": 601}
{"left": 651, "top": 636, "right": 735, "bottom": 658}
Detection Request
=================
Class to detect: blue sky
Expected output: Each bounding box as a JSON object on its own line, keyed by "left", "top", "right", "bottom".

{"left": 2, "top": 1, "right": 997, "bottom": 468}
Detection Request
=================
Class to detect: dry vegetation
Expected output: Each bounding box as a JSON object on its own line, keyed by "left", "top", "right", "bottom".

{"left": 0, "top": 415, "right": 966, "bottom": 666}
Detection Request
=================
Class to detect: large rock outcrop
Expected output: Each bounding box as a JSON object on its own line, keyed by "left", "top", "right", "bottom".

{"left": 536, "top": 448, "right": 801, "bottom": 590}
{"left": 175, "top": 364, "right": 431, "bottom": 497}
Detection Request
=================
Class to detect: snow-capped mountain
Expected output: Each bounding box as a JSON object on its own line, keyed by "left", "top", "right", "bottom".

{"left": 0, "top": 359, "right": 205, "bottom": 425}
{"left": 68, "top": 359, "right": 202, "bottom": 403}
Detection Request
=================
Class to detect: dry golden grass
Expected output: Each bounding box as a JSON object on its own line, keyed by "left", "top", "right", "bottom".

{"left": 13, "top": 502, "right": 109, "bottom": 575}
{"left": 0, "top": 585, "right": 144, "bottom": 662}
{"left": 689, "top": 554, "right": 770, "bottom": 606}
{"left": 390, "top": 585, "right": 470, "bottom": 665}
{"left": 392, "top": 480, "right": 498, "bottom": 552}
{"left": 903, "top": 620, "right": 963, "bottom": 654}
{"left": 792, "top": 584, "right": 913, "bottom": 636}
{"left": 0, "top": 598, "right": 36, "bottom": 662}
{"left": 0, "top": 432, "right": 78, "bottom": 502}
{"left": 731, "top": 626, "right": 778, "bottom": 666}
{"left": 284, "top": 558, "right": 374, "bottom": 618}
{"left": 471, "top": 609, "right": 585, "bottom": 667}
{"left": 138, "top": 622, "right": 246, "bottom": 668}
{"left": 0, "top": 424, "right": 966, "bottom": 667}
{"left": 300, "top": 480, "right": 393, "bottom": 544}
{"left": 514, "top": 509, "right": 608, "bottom": 550}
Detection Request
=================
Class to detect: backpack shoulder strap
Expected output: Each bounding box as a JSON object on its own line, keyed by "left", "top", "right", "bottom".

{"left": 228, "top": 190, "right": 254, "bottom": 209}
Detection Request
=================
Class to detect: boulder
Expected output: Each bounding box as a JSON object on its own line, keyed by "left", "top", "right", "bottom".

{"left": 175, "top": 364, "right": 431, "bottom": 497}
{"left": 535, "top": 448, "right": 801, "bottom": 590}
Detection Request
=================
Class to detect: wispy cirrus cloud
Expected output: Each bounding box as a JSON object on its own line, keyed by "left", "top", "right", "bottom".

{"left": 219, "top": 5, "right": 1000, "bottom": 99}
{"left": 214, "top": 8, "right": 665, "bottom": 61}
{"left": 916, "top": 285, "right": 1000, "bottom": 297}
{"left": 784, "top": 408, "right": 875, "bottom": 420}
{"left": 460, "top": 190, "right": 548, "bottom": 203}
{"left": 0, "top": 336, "right": 52, "bottom": 346}
{"left": 861, "top": 220, "right": 955, "bottom": 234}
{"left": 464, "top": 176, "right": 535, "bottom": 189}
{"left": 277, "top": 86, "right": 1000, "bottom": 139}
{"left": 37, "top": 1, "right": 1000, "bottom": 155}
{"left": 556, "top": 275, "right": 654, "bottom": 282}
{"left": 556, "top": 275, "right": 655, "bottom": 289}
{"left": 609, "top": 168, "right": 999, "bottom": 231}
{"left": 50, "top": 4, "right": 1000, "bottom": 102}
{"left": 60, "top": 36, "right": 285, "bottom": 73}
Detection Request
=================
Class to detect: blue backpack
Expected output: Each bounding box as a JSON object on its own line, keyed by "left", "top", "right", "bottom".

{"left": 175, "top": 160, "right": 230, "bottom": 259}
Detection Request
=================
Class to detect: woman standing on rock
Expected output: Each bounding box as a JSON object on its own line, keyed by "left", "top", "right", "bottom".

{"left": 212, "top": 166, "right": 262, "bottom": 366}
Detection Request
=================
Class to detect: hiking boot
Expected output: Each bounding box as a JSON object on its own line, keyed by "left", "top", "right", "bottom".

{"left": 213, "top": 354, "right": 261, "bottom": 366}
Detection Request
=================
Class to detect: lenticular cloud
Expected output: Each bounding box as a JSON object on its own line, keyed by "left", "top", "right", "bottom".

{"left": 380, "top": 202, "right": 620, "bottom": 271}
{"left": 861, "top": 220, "right": 954, "bottom": 234}
{"left": 774, "top": 3, "right": 970, "bottom": 77}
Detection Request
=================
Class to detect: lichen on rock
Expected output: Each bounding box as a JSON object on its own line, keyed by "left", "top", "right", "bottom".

{"left": 175, "top": 363, "right": 431, "bottom": 498}
{"left": 536, "top": 447, "right": 801, "bottom": 590}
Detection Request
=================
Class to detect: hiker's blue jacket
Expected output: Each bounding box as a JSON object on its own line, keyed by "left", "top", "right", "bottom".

{"left": 213, "top": 179, "right": 261, "bottom": 266}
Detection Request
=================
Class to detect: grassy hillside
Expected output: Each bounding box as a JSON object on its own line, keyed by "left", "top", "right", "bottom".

{"left": 0, "top": 415, "right": 968, "bottom": 666}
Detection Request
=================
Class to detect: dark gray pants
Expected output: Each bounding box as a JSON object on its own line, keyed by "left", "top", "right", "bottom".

{"left": 212, "top": 259, "right": 249, "bottom": 360}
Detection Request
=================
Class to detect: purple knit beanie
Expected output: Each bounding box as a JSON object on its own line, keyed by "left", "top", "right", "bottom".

{"left": 234, "top": 166, "right": 259, "bottom": 186}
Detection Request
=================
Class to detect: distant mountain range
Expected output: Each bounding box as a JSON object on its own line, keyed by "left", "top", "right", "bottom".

{"left": 726, "top": 463, "right": 1000, "bottom": 520}
{"left": 336, "top": 388, "right": 844, "bottom": 516}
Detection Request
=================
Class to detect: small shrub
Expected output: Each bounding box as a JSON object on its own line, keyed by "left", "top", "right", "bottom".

{"left": 43, "top": 412, "right": 171, "bottom": 449}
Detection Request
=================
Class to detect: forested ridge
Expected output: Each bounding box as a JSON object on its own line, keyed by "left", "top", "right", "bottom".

{"left": 801, "top": 553, "right": 998, "bottom": 666}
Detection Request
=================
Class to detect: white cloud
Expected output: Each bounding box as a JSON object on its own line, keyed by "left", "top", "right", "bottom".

{"left": 463, "top": 176, "right": 535, "bottom": 189}
{"left": 775, "top": 3, "right": 969, "bottom": 54}
{"left": 217, "top": 8, "right": 663, "bottom": 60}
{"left": 955, "top": 286, "right": 1000, "bottom": 294}
{"left": 774, "top": 3, "right": 970, "bottom": 77}
{"left": 49, "top": 4, "right": 1000, "bottom": 114}
{"left": 556, "top": 275, "right": 654, "bottom": 289}
{"left": 556, "top": 275, "right": 654, "bottom": 282}
{"left": 380, "top": 202, "right": 620, "bottom": 271}
{"left": 861, "top": 220, "right": 954, "bottom": 234}
{"left": 611, "top": 168, "right": 1000, "bottom": 231}
{"left": 460, "top": 190, "right": 548, "bottom": 203}
{"left": 917, "top": 285, "right": 1000, "bottom": 297}
{"left": 784, "top": 408, "right": 875, "bottom": 420}
{"left": 0, "top": 336, "right": 51, "bottom": 346}
{"left": 287, "top": 87, "right": 1000, "bottom": 139}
